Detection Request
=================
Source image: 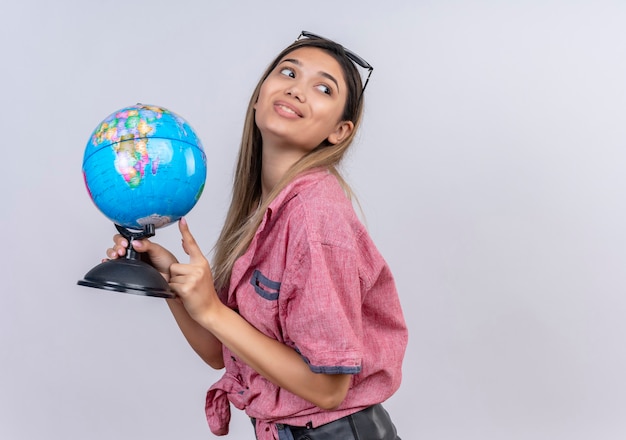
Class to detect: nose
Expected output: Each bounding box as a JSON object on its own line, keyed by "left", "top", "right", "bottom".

{"left": 285, "top": 85, "right": 305, "bottom": 102}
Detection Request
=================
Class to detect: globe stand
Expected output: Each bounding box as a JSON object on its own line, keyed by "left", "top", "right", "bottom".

{"left": 77, "top": 224, "right": 174, "bottom": 298}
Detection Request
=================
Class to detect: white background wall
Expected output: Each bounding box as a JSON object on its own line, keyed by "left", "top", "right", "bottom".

{"left": 2, "top": 0, "right": 625, "bottom": 439}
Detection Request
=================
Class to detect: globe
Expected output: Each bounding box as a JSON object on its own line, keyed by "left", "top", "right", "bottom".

{"left": 78, "top": 104, "right": 206, "bottom": 298}
{"left": 82, "top": 103, "right": 206, "bottom": 230}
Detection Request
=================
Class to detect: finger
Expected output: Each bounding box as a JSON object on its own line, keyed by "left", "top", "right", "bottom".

{"left": 109, "top": 235, "right": 128, "bottom": 258}
{"left": 168, "top": 271, "right": 195, "bottom": 297}
{"left": 131, "top": 238, "right": 148, "bottom": 251}
{"left": 127, "top": 238, "right": 153, "bottom": 257}
{"left": 169, "top": 262, "right": 193, "bottom": 278}
{"left": 178, "top": 218, "right": 205, "bottom": 261}
{"left": 106, "top": 245, "right": 125, "bottom": 259}
{"left": 106, "top": 248, "right": 121, "bottom": 259}
{"left": 113, "top": 234, "right": 127, "bottom": 247}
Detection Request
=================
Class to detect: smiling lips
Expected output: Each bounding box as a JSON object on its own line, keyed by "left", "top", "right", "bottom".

{"left": 274, "top": 101, "right": 302, "bottom": 118}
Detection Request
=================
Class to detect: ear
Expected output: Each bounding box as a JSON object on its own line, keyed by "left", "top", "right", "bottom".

{"left": 327, "top": 121, "right": 354, "bottom": 145}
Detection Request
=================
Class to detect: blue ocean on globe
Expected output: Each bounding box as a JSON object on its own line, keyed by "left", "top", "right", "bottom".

{"left": 82, "top": 104, "right": 206, "bottom": 230}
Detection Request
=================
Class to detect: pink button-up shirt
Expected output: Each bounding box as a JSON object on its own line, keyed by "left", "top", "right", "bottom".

{"left": 205, "top": 169, "right": 408, "bottom": 439}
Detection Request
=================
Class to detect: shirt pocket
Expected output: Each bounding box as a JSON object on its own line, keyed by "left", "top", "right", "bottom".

{"left": 249, "top": 269, "right": 281, "bottom": 301}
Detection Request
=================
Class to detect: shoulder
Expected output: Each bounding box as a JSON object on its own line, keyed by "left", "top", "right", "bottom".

{"left": 299, "top": 171, "right": 351, "bottom": 209}
{"left": 282, "top": 170, "right": 361, "bottom": 246}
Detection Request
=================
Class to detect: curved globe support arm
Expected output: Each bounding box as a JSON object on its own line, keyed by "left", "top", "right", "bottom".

{"left": 115, "top": 224, "right": 155, "bottom": 260}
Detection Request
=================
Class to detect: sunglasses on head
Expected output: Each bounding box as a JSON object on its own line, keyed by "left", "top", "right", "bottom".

{"left": 296, "top": 30, "right": 374, "bottom": 97}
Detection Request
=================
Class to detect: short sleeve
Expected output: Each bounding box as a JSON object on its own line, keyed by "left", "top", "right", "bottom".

{"left": 281, "top": 239, "right": 363, "bottom": 374}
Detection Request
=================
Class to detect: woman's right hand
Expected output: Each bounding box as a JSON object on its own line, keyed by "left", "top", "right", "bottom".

{"left": 105, "top": 235, "right": 178, "bottom": 282}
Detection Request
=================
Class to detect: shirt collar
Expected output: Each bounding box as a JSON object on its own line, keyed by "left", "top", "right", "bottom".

{"left": 264, "top": 168, "right": 330, "bottom": 218}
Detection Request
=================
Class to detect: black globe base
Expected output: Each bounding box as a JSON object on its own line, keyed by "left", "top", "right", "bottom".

{"left": 78, "top": 257, "right": 173, "bottom": 298}
{"left": 77, "top": 224, "right": 174, "bottom": 299}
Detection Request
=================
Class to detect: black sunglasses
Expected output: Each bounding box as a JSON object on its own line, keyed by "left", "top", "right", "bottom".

{"left": 297, "top": 30, "right": 374, "bottom": 97}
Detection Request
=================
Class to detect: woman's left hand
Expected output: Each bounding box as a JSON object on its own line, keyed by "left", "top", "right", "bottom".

{"left": 169, "top": 218, "right": 219, "bottom": 322}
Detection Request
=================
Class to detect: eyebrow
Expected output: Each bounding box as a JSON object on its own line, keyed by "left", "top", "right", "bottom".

{"left": 281, "top": 58, "right": 340, "bottom": 92}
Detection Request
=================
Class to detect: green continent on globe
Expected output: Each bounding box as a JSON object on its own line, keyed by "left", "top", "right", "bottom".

{"left": 91, "top": 105, "right": 168, "bottom": 188}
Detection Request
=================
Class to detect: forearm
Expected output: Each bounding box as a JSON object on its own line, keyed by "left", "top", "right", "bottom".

{"left": 166, "top": 299, "right": 224, "bottom": 369}
{"left": 198, "top": 303, "right": 351, "bottom": 409}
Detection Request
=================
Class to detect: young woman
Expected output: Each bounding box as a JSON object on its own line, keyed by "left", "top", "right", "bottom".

{"left": 107, "top": 31, "right": 408, "bottom": 440}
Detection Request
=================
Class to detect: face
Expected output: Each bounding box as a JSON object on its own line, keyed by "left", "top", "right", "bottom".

{"left": 254, "top": 47, "right": 354, "bottom": 153}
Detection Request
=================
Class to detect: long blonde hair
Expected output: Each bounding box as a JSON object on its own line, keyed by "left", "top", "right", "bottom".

{"left": 212, "top": 36, "right": 366, "bottom": 290}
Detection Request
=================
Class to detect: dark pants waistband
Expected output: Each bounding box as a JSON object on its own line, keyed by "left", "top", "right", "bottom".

{"left": 253, "top": 404, "right": 401, "bottom": 440}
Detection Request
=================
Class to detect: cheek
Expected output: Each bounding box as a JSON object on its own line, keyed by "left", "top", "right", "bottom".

{"left": 255, "top": 84, "right": 268, "bottom": 108}
{"left": 254, "top": 88, "right": 271, "bottom": 118}
{"left": 318, "top": 103, "right": 344, "bottom": 128}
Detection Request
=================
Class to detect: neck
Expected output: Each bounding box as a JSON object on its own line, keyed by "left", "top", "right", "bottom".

{"left": 260, "top": 139, "right": 309, "bottom": 201}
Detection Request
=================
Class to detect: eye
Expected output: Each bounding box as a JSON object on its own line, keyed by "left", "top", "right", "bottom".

{"left": 315, "top": 84, "right": 332, "bottom": 95}
{"left": 279, "top": 67, "right": 295, "bottom": 78}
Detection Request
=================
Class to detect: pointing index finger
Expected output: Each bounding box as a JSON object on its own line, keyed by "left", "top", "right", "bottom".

{"left": 178, "top": 217, "right": 204, "bottom": 259}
